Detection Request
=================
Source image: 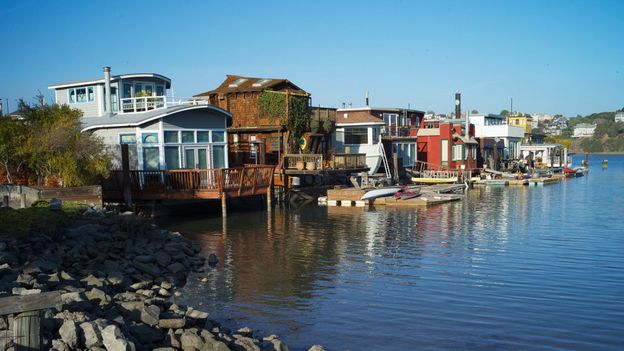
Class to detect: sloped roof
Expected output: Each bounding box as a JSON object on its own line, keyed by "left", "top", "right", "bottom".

{"left": 80, "top": 104, "right": 231, "bottom": 132}
{"left": 48, "top": 73, "right": 172, "bottom": 89}
{"left": 335, "top": 111, "right": 385, "bottom": 125}
{"left": 194, "top": 75, "right": 307, "bottom": 96}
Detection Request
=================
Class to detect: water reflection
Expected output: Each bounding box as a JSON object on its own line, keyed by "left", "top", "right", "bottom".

{"left": 161, "top": 155, "right": 624, "bottom": 351}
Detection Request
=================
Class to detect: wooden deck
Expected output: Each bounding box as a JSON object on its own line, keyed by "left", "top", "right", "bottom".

{"left": 101, "top": 166, "right": 276, "bottom": 202}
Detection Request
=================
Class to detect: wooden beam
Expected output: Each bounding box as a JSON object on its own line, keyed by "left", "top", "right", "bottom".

{"left": 0, "top": 291, "right": 62, "bottom": 315}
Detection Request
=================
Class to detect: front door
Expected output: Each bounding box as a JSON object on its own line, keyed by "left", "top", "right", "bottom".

{"left": 184, "top": 147, "right": 209, "bottom": 169}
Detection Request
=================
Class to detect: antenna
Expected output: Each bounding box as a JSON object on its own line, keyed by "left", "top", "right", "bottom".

{"left": 365, "top": 91, "right": 369, "bottom": 106}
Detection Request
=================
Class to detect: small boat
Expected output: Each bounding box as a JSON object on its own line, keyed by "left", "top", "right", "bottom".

{"left": 393, "top": 187, "right": 421, "bottom": 200}
{"left": 361, "top": 187, "right": 402, "bottom": 201}
{"left": 564, "top": 167, "right": 585, "bottom": 178}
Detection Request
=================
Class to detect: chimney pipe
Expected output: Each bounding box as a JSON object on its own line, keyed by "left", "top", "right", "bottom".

{"left": 365, "top": 91, "right": 369, "bottom": 107}
{"left": 455, "top": 91, "right": 461, "bottom": 120}
{"left": 103, "top": 66, "right": 112, "bottom": 116}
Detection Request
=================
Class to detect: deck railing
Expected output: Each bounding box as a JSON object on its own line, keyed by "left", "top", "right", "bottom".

{"left": 119, "top": 96, "right": 208, "bottom": 113}
{"left": 332, "top": 153, "right": 367, "bottom": 169}
{"left": 283, "top": 154, "right": 324, "bottom": 170}
{"left": 101, "top": 166, "right": 275, "bottom": 201}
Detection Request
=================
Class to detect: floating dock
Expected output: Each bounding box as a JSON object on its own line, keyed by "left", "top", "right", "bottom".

{"left": 322, "top": 184, "right": 464, "bottom": 208}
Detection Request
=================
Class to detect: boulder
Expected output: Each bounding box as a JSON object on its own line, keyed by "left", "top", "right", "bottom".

{"left": 86, "top": 287, "right": 111, "bottom": 306}
{"left": 165, "top": 329, "right": 181, "bottom": 349}
{"left": 59, "top": 320, "right": 78, "bottom": 349}
{"left": 180, "top": 330, "right": 204, "bottom": 350}
{"left": 158, "top": 318, "right": 186, "bottom": 329}
{"left": 234, "top": 335, "right": 261, "bottom": 351}
{"left": 166, "top": 262, "right": 186, "bottom": 275}
{"left": 140, "top": 304, "right": 160, "bottom": 327}
{"left": 129, "top": 324, "right": 164, "bottom": 344}
{"left": 102, "top": 324, "right": 134, "bottom": 351}
{"left": 61, "top": 292, "right": 85, "bottom": 304}
{"left": 79, "top": 321, "right": 102, "bottom": 348}
{"left": 308, "top": 346, "right": 327, "bottom": 351}
{"left": 132, "top": 261, "right": 160, "bottom": 277}
{"left": 154, "top": 252, "right": 172, "bottom": 267}
{"left": 12, "top": 287, "right": 42, "bottom": 295}
{"left": 51, "top": 339, "right": 69, "bottom": 351}
{"left": 81, "top": 274, "right": 105, "bottom": 288}
{"left": 208, "top": 253, "right": 219, "bottom": 265}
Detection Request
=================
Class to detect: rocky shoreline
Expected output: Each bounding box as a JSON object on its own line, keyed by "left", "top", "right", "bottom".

{"left": 0, "top": 209, "right": 325, "bottom": 351}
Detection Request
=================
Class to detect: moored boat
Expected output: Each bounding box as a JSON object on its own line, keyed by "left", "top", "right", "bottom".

{"left": 361, "top": 187, "right": 402, "bottom": 201}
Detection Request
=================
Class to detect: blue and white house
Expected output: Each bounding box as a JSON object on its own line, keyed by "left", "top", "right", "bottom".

{"left": 48, "top": 67, "right": 231, "bottom": 171}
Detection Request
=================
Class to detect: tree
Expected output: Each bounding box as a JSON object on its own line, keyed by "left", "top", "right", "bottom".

{"left": 500, "top": 110, "right": 510, "bottom": 117}
{"left": 1, "top": 100, "right": 112, "bottom": 186}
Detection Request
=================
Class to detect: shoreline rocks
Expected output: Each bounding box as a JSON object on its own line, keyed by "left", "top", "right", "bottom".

{"left": 0, "top": 209, "right": 324, "bottom": 351}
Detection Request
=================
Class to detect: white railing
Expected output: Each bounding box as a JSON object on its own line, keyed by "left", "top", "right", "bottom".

{"left": 119, "top": 96, "right": 208, "bottom": 113}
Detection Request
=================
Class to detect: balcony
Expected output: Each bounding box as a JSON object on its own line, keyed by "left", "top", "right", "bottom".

{"left": 382, "top": 125, "right": 417, "bottom": 138}
{"left": 119, "top": 96, "right": 208, "bottom": 113}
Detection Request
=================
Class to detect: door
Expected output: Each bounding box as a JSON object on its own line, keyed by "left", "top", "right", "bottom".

{"left": 184, "top": 147, "right": 210, "bottom": 169}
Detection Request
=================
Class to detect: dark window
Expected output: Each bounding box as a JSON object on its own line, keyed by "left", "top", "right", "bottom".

{"left": 345, "top": 128, "right": 368, "bottom": 144}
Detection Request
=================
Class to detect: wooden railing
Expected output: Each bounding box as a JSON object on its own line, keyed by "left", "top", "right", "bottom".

{"left": 101, "top": 166, "right": 275, "bottom": 201}
{"left": 282, "top": 153, "right": 367, "bottom": 171}
{"left": 332, "top": 153, "right": 366, "bottom": 169}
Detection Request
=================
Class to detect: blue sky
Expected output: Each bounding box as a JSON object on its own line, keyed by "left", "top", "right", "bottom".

{"left": 0, "top": 0, "right": 622, "bottom": 116}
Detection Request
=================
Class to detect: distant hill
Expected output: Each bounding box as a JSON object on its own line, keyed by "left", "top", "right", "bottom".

{"left": 565, "top": 109, "right": 624, "bottom": 152}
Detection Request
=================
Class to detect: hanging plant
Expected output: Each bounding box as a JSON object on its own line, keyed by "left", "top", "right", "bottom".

{"left": 257, "top": 91, "right": 309, "bottom": 152}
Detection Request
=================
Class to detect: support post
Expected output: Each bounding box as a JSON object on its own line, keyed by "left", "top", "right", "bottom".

{"left": 266, "top": 186, "right": 272, "bottom": 210}
{"left": 393, "top": 152, "right": 399, "bottom": 182}
{"left": 20, "top": 193, "right": 26, "bottom": 209}
{"left": 2, "top": 195, "right": 8, "bottom": 208}
{"left": 221, "top": 194, "right": 227, "bottom": 217}
{"left": 121, "top": 144, "right": 132, "bottom": 207}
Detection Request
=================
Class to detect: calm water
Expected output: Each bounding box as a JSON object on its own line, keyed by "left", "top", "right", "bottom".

{"left": 163, "top": 155, "right": 624, "bottom": 351}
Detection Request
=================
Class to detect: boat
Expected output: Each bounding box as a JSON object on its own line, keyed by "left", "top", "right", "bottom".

{"left": 393, "top": 187, "right": 421, "bottom": 200}
{"left": 411, "top": 177, "right": 458, "bottom": 184}
{"left": 361, "top": 187, "right": 402, "bottom": 201}
{"left": 563, "top": 167, "right": 585, "bottom": 178}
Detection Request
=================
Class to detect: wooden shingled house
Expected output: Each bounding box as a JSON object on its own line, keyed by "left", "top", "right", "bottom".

{"left": 194, "top": 75, "right": 311, "bottom": 166}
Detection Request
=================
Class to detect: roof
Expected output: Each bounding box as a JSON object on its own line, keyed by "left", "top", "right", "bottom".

{"left": 574, "top": 123, "right": 596, "bottom": 128}
{"left": 48, "top": 73, "right": 172, "bottom": 89}
{"left": 335, "top": 111, "right": 386, "bottom": 126}
{"left": 80, "top": 104, "right": 231, "bottom": 132}
{"left": 337, "top": 106, "right": 425, "bottom": 114}
{"left": 452, "top": 131, "right": 479, "bottom": 145}
{"left": 194, "top": 74, "right": 307, "bottom": 96}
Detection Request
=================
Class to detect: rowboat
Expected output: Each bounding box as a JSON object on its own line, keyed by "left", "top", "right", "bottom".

{"left": 361, "top": 187, "right": 402, "bottom": 201}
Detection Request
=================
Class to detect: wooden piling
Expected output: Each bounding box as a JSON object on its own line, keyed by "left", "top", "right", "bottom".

{"left": 266, "top": 186, "right": 272, "bottom": 210}
{"left": 221, "top": 194, "right": 227, "bottom": 217}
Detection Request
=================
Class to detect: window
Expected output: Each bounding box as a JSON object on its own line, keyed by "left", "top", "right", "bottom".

{"left": 252, "top": 79, "right": 272, "bottom": 87}
{"left": 441, "top": 139, "right": 449, "bottom": 164}
{"left": 372, "top": 128, "right": 380, "bottom": 144}
{"left": 345, "top": 128, "right": 368, "bottom": 144}
{"left": 68, "top": 86, "right": 95, "bottom": 104}
{"left": 142, "top": 133, "right": 158, "bottom": 144}
{"left": 123, "top": 83, "right": 132, "bottom": 98}
{"left": 181, "top": 131, "right": 194, "bottom": 143}
{"left": 165, "top": 146, "right": 180, "bottom": 169}
{"left": 156, "top": 85, "right": 165, "bottom": 97}
{"left": 212, "top": 145, "right": 226, "bottom": 168}
{"left": 452, "top": 144, "right": 463, "bottom": 161}
{"left": 103, "top": 87, "right": 118, "bottom": 112}
{"left": 164, "top": 131, "right": 179, "bottom": 143}
{"left": 212, "top": 131, "right": 225, "bottom": 142}
{"left": 228, "top": 78, "right": 248, "bottom": 87}
{"left": 119, "top": 134, "right": 136, "bottom": 144}
{"left": 197, "top": 131, "right": 209, "bottom": 143}
{"left": 143, "top": 147, "right": 160, "bottom": 170}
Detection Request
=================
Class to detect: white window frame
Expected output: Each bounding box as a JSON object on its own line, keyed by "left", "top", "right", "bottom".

{"left": 67, "top": 86, "right": 95, "bottom": 104}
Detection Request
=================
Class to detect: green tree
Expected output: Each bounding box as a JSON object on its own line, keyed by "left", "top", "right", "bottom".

{"left": 0, "top": 118, "right": 29, "bottom": 183}
{"left": 500, "top": 109, "right": 510, "bottom": 117}
{"left": 7, "top": 101, "right": 112, "bottom": 186}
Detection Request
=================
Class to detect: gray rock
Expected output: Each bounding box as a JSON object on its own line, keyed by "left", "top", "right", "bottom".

{"left": 167, "top": 262, "right": 185, "bottom": 275}
{"left": 12, "top": 287, "right": 41, "bottom": 295}
{"left": 307, "top": 346, "right": 327, "bottom": 351}
{"left": 237, "top": 327, "right": 253, "bottom": 337}
{"left": 86, "top": 287, "right": 111, "bottom": 306}
{"left": 79, "top": 321, "right": 102, "bottom": 348}
{"left": 160, "top": 281, "right": 173, "bottom": 289}
{"left": 186, "top": 309, "right": 209, "bottom": 320}
{"left": 61, "top": 292, "right": 85, "bottom": 304}
{"left": 81, "top": 274, "right": 105, "bottom": 288}
{"left": 154, "top": 252, "right": 171, "bottom": 267}
{"left": 59, "top": 320, "right": 78, "bottom": 349}
{"left": 136, "top": 289, "right": 155, "bottom": 298}
{"left": 60, "top": 271, "right": 74, "bottom": 281}
{"left": 102, "top": 324, "right": 134, "bottom": 351}
{"left": 107, "top": 271, "right": 128, "bottom": 286}
{"left": 158, "top": 288, "right": 171, "bottom": 297}
{"left": 153, "top": 348, "right": 176, "bottom": 351}
{"left": 135, "top": 255, "right": 154, "bottom": 263}
{"left": 165, "top": 329, "right": 181, "bottom": 349}
{"left": 234, "top": 335, "right": 261, "bottom": 351}
{"left": 140, "top": 304, "right": 160, "bottom": 327}
{"left": 16, "top": 273, "right": 35, "bottom": 286}
{"left": 119, "top": 301, "right": 144, "bottom": 320}
{"left": 158, "top": 318, "right": 186, "bottom": 329}
{"left": 132, "top": 261, "right": 160, "bottom": 277}
{"left": 129, "top": 324, "right": 164, "bottom": 344}
{"left": 180, "top": 330, "right": 204, "bottom": 350}
{"left": 52, "top": 338, "right": 69, "bottom": 351}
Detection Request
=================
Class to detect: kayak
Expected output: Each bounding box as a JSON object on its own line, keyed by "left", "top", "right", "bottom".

{"left": 361, "top": 187, "right": 402, "bottom": 201}
{"left": 394, "top": 187, "right": 421, "bottom": 200}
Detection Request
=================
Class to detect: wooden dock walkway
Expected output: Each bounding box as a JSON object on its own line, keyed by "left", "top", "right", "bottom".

{"left": 101, "top": 165, "right": 275, "bottom": 203}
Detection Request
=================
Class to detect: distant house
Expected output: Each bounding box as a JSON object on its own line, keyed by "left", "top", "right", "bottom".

{"left": 48, "top": 67, "right": 231, "bottom": 171}
{"left": 573, "top": 123, "right": 597, "bottom": 138}
{"left": 507, "top": 114, "right": 533, "bottom": 143}
{"left": 470, "top": 113, "right": 524, "bottom": 167}
{"left": 194, "top": 75, "right": 310, "bottom": 165}
{"left": 416, "top": 119, "right": 478, "bottom": 172}
{"left": 615, "top": 111, "right": 624, "bottom": 123}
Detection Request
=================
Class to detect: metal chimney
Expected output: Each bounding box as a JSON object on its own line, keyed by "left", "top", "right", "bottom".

{"left": 455, "top": 91, "right": 461, "bottom": 120}
{"left": 103, "top": 66, "right": 112, "bottom": 116}
{"left": 365, "top": 91, "right": 369, "bottom": 106}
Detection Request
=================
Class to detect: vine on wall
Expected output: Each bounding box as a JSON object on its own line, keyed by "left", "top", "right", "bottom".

{"left": 258, "top": 91, "right": 309, "bottom": 152}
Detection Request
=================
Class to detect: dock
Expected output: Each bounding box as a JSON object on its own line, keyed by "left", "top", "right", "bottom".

{"left": 474, "top": 175, "right": 565, "bottom": 187}
{"left": 322, "top": 184, "right": 465, "bottom": 208}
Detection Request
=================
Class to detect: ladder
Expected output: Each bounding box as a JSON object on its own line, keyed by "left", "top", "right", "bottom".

{"left": 378, "top": 142, "right": 391, "bottom": 179}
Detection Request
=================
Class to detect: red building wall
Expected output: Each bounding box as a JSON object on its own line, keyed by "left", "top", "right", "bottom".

{"left": 417, "top": 122, "right": 477, "bottom": 171}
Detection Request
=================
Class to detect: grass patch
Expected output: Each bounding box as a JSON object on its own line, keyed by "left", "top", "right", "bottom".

{"left": 0, "top": 201, "right": 86, "bottom": 238}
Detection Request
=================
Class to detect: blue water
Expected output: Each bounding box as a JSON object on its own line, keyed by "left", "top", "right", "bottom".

{"left": 164, "top": 154, "right": 624, "bottom": 350}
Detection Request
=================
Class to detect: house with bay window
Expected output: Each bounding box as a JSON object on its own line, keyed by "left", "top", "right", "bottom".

{"left": 48, "top": 67, "right": 231, "bottom": 171}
